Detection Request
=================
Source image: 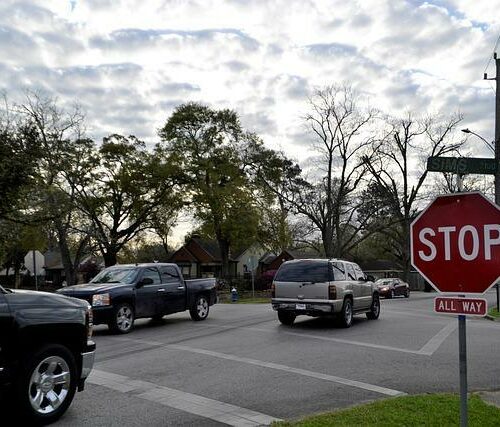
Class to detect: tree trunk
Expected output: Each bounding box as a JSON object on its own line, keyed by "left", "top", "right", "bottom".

{"left": 322, "top": 228, "right": 335, "bottom": 258}
{"left": 401, "top": 219, "right": 411, "bottom": 281}
{"left": 217, "top": 238, "right": 230, "bottom": 279}
{"left": 103, "top": 250, "right": 118, "bottom": 267}
{"left": 55, "top": 220, "right": 77, "bottom": 286}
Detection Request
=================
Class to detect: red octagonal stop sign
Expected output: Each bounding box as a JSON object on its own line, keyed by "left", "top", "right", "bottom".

{"left": 411, "top": 192, "right": 500, "bottom": 294}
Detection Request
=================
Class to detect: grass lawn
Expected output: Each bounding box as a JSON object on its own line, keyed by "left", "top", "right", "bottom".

{"left": 488, "top": 307, "right": 500, "bottom": 319}
{"left": 273, "top": 394, "right": 500, "bottom": 427}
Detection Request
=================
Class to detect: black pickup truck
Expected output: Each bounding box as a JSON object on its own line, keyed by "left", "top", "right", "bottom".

{"left": 0, "top": 284, "right": 95, "bottom": 424}
{"left": 57, "top": 263, "right": 217, "bottom": 334}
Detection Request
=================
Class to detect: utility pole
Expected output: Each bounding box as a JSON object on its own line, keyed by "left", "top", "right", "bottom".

{"left": 485, "top": 52, "right": 500, "bottom": 203}
{"left": 485, "top": 53, "right": 500, "bottom": 312}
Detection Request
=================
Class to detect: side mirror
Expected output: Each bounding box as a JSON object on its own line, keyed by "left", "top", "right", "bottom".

{"left": 137, "top": 277, "right": 154, "bottom": 288}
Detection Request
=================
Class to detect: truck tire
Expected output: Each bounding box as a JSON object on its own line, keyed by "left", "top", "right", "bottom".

{"left": 15, "top": 343, "right": 78, "bottom": 425}
{"left": 339, "top": 298, "right": 353, "bottom": 328}
{"left": 109, "top": 302, "right": 135, "bottom": 334}
{"left": 277, "top": 310, "right": 296, "bottom": 326}
{"left": 366, "top": 294, "right": 380, "bottom": 320}
{"left": 190, "top": 295, "right": 210, "bottom": 321}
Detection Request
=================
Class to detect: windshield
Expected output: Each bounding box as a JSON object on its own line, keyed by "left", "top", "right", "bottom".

{"left": 90, "top": 267, "right": 139, "bottom": 284}
{"left": 375, "top": 280, "right": 392, "bottom": 286}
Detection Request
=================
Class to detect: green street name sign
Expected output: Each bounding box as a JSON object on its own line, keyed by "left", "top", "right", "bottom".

{"left": 427, "top": 156, "right": 498, "bottom": 175}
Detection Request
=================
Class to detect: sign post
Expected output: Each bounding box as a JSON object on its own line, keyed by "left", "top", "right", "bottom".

{"left": 411, "top": 192, "right": 500, "bottom": 427}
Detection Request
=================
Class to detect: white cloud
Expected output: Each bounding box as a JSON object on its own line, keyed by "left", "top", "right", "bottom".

{"left": 3, "top": 0, "right": 500, "bottom": 243}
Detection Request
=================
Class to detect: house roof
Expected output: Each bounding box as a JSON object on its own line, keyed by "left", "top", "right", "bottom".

{"left": 359, "top": 259, "right": 401, "bottom": 271}
{"left": 259, "top": 252, "right": 276, "bottom": 264}
{"left": 169, "top": 237, "right": 238, "bottom": 264}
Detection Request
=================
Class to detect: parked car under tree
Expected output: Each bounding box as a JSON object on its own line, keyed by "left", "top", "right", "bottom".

{"left": 57, "top": 263, "right": 217, "bottom": 334}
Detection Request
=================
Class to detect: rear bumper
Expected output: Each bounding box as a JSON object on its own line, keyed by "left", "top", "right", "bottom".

{"left": 272, "top": 299, "right": 343, "bottom": 315}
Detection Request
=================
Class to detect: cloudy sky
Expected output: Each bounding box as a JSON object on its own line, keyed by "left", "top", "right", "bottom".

{"left": 2, "top": 0, "right": 500, "bottom": 241}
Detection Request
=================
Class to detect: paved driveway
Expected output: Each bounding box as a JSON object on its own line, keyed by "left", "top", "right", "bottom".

{"left": 57, "top": 291, "right": 500, "bottom": 426}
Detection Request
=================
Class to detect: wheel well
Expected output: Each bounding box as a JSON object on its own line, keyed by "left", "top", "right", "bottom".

{"left": 15, "top": 325, "right": 85, "bottom": 375}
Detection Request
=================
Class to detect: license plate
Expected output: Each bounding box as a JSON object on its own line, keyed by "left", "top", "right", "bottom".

{"left": 296, "top": 304, "right": 306, "bottom": 310}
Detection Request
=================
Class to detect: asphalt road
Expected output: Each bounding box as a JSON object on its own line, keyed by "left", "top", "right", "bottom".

{"left": 56, "top": 291, "right": 500, "bottom": 426}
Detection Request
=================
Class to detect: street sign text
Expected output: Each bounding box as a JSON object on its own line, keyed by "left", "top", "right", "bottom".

{"left": 434, "top": 297, "right": 487, "bottom": 316}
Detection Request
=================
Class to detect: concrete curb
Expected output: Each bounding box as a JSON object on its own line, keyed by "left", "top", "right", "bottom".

{"left": 477, "top": 391, "right": 500, "bottom": 408}
{"left": 485, "top": 314, "right": 500, "bottom": 321}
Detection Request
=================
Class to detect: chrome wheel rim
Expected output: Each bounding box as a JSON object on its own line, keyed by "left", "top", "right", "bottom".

{"left": 344, "top": 302, "right": 352, "bottom": 324}
{"left": 373, "top": 298, "right": 380, "bottom": 316}
{"left": 197, "top": 297, "right": 209, "bottom": 318}
{"left": 29, "top": 356, "right": 70, "bottom": 414}
{"left": 117, "top": 306, "right": 133, "bottom": 331}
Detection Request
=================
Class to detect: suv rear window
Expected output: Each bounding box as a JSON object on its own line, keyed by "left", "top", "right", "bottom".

{"left": 275, "top": 261, "right": 330, "bottom": 283}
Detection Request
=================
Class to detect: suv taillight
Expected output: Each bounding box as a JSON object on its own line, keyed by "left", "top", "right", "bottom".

{"left": 271, "top": 282, "right": 276, "bottom": 298}
{"left": 328, "top": 284, "right": 337, "bottom": 300}
{"left": 86, "top": 306, "right": 93, "bottom": 339}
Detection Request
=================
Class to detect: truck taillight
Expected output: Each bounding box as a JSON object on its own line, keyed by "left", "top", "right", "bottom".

{"left": 86, "top": 306, "right": 93, "bottom": 339}
{"left": 328, "top": 284, "right": 337, "bottom": 300}
{"left": 271, "top": 282, "right": 276, "bottom": 298}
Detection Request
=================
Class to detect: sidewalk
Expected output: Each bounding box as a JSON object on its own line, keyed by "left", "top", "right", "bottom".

{"left": 478, "top": 391, "right": 500, "bottom": 408}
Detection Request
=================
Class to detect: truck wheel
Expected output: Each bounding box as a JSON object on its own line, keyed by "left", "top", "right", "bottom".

{"left": 15, "top": 344, "right": 77, "bottom": 424}
{"left": 190, "top": 295, "right": 209, "bottom": 321}
{"left": 277, "top": 310, "right": 296, "bottom": 326}
{"left": 366, "top": 294, "right": 380, "bottom": 320}
{"left": 109, "top": 303, "right": 135, "bottom": 334}
{"left": 339, "top": 298, "right": 353, "bottom": 328}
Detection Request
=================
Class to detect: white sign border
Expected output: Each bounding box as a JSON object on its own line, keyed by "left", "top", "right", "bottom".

{"left": 410, "top": 191, "right": 500, "bottom": 296}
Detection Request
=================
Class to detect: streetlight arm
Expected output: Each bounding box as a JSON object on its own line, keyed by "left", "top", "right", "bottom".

{"left": 461, "top": 128, "right": 495, "bottom": 152}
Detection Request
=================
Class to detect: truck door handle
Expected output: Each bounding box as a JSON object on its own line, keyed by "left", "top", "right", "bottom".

{"left": 157, "top": 288, "right": 166, "bottom": 292}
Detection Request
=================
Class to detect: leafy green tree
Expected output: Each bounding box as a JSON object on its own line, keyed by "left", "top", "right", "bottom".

{"left": 0, "top": 99, "right": 39, "bottom": 220}
{"left": 159, "top": 102, "right": 262, "bottom": 277}
{"left": 69, "top": 134, "right": 179, "bottom": 266}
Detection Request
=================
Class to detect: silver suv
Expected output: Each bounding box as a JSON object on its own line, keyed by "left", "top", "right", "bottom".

{"left": 271, "top": 259, "right": 380, "bottom": 327}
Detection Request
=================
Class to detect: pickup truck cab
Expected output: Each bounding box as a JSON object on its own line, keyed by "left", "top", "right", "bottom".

{"left": 0, "top": 285, "right": 95, "bottom": 424}
{"left": 57, "top": 263, "right": 217, "bottom": 334}
{"left": 271, "top": 259, "right": 379, "bottom": 327}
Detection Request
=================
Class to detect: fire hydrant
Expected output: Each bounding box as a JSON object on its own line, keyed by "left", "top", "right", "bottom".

{"left": 231, "top": 287, "right": 239, "bottom": 302}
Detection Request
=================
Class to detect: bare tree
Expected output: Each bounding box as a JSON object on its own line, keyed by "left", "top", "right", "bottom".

{"left": 363, "top": 112, "right": 464, "bottom": 279}
{"left": 290, "top": 85, "right": 379, "bottom": 257}
{"left": 16, "top": 91, "right": 90, "bottom": 286}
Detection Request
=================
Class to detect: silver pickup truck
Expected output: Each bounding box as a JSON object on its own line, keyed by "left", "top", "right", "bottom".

{"left": 271, "top": 259, "right": 380, "bottom": 327}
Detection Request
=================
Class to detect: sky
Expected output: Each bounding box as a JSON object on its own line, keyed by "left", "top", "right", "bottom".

{"left": 2, "top": 0, "right": 500, "bottom": 244}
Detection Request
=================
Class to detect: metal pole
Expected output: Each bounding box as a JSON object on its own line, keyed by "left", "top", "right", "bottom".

{"left": 251, "top": 270, "right": 255, "bottom": 299}
{"left": 494, "top": 53, "right": 500, "bottom": 205}
{"left": 458, "top": 314, "right": 468, "bottom": 427}
{"left": 32, "top": 250, "right": 38, "bottom": 291}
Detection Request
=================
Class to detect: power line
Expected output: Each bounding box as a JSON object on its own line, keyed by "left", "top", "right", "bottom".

{"left": 484, "top": 32, "right": 500, "bottom": 75}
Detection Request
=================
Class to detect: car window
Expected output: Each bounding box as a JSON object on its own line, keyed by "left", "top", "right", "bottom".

{"left": 345, "top": 263, "right": 356, "bottom": 280}
{"left": 90, "top": 267, "right": 139, "bottom": 284}
{"left": 332, "top": 262, "right": 346, "bottom": 281}
{"left": 275, "top": 261, "right": 329, "bottom": 283}
{"left": 141, "top": 267, "right": 161, "bottom": 285}
{"left": 160, "top": 266, "right": 180, "bottom": 283}
{"left": 353, "top": 264, "right": 365, "bottom": 281}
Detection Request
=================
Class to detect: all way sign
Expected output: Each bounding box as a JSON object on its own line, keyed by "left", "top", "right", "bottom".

{"left": 434, "top": 297, "right": 487, "bottom": 317}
